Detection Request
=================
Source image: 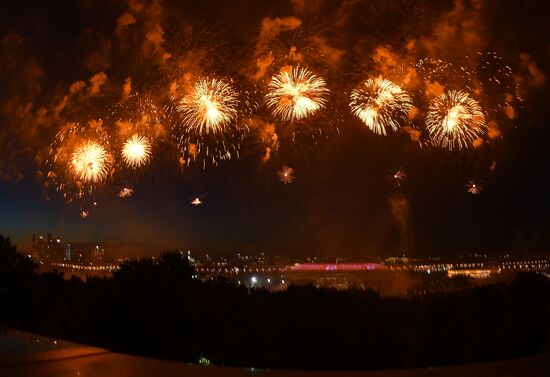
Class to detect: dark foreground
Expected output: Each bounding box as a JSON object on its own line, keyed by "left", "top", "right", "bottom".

{"left": 1, "top": 236, "right": 550, "bottom": 370}
{"left": 2, "top": 330, "right": 550, "bottom": 377}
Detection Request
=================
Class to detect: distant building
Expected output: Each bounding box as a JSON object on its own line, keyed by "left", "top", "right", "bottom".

{"left": 65, "top": 243, "right": 72, "bottom": 262}
{"left": 32, "top": 233, "right": 63, "bottom": 261}
{"left": 447, "top": 268, "right": 494, "bottom": 279}
{"left": 93, "top": 245, "right": 105, "bottom": 262}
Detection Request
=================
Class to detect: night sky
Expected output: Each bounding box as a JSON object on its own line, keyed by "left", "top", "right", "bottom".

{"left": 1, "top": 0, "right": 549, "bottom": 258}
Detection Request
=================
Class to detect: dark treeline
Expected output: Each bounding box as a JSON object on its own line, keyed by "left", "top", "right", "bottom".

{"left": 1, "top": 235, "right": 550, "bottom": 370}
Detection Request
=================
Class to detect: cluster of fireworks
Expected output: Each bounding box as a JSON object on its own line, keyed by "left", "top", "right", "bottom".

{"left": 44, "top": 48, "right": 519, "bottom": 214}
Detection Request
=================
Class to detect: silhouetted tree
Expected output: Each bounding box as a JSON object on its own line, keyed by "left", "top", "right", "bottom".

{"left": 0, "top": 235, "right": 37, "bottom": 325}
{"left": 1, "top": 237, "right": 550, "bottom": 370}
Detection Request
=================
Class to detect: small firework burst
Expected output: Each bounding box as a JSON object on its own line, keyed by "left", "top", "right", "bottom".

{"left": 350, "top": 78, "right": 413, "bottom": 135}
{"left": 70, "top": 140, "right": 111, "bottom": 184}
{"left": 426, "top": 90, "right": 486, "bottom": 150}
{"left": 191, "top": 197, "right": 203, "bottom": 206}
{"left": 391, "top": 168, "right": 407, "bottom": 187}
{"left": 118, "top": 187, "right": 134, "bottom": 198}
{"left": 80, "top": 210, "right": 89, "bottom": 219}
{"left": 266, "top": 66, "right": 329, "bottom": 122}
{"left": 278, "top": 166, "right": 295, "bottom": 184}
{"left": 121, "top": 134, "right": 152, "bottom": 168}
{"left": 466, "top": 179, "right": 484, "bottom": 195}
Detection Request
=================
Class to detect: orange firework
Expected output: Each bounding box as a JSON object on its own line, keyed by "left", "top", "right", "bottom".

{"left": 266, "top": 66, "right": 329, "bottom": 121}
{"left": 426, "top": 90, "right": 486, "bottom": 150}
{"left": 278, "top": 166, "right": 295, "bottom": 184}
{"left": 350, "top": 78, "right": 413, "bottom": 135}
{"left": 121, "top": 134, "right": 152, "bottom": 168}
{"left": 118, "top": 187, "right": 134, "bottom": 198}
{"left": 70, "top": 140, "right": 111, "bottom": 183}
{"left": 466, "top": 179, "right": 483, "bottom": 195}
{"left": 46, "top": 121, "right": 113, "bottom": 205}
{"left": 177, "top": 77, "right": 239, "bottom": 135}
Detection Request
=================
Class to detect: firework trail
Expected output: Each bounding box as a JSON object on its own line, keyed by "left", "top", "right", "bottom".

{"left": 265, "top": 66, "right": 329, "bottom": 122}
{"left": 426, "top": 90, "right": 486, "bottom": 150}
{"left": 278, "top": 166, "right": 295, "bottom": 184}
{"left": 350, "top": 78, "right": 413, "bottom": 135}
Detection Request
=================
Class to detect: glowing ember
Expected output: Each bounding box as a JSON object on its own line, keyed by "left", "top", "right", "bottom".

{"left": 466, "top": 179, "right": 483, "bottom": 195}
{"left": 392, "top": 168, "right": 407, "bottom": 186}
{"left": 191, "top": 197, "right": 203, "bottom": 206}
{"left": 278, "top": 166, "right": 295, "bottom": 184}
{"left": 118, "top": 187, "right": 134, "bottom": 198}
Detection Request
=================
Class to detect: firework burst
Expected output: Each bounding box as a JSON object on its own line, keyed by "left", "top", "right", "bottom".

{"left": 191, "top": 197, "right": 203, "bottom": 206}
{"left": 46, "top": 121, "right": 113, "bottom": 203}
{"left": 121, "top": 134, "right": 152, "bottom": 168}
{"left": 266, "top": 66, "right": 329, "bottom": 122}
{"left": 177, "top": 77, "right": 239, "bottom": 134}
{"left": 350, "top": 78, "right": 413, "bottom": 135}
{"left": 426, "top": 90, "right": 486, "bottom": 150}
{"left": 118, "top": 187, "right": 134, "bottom": 198}
{"left": 466, "top": 179, "right": 483, "bottom": 195}
{"left": 173, "top": 77, "right": 247, "bottom": 167}
{"left": 278, "top": 166, "right": 295, "bottom": 184}
{"left": 391, "top": 168, "right": 407, "bottom": 187}
{"left": 106, "top": 94, "right": 163, "bottom": 173}
{"left": 70, "top": 141, "right": 111, "bottom": 183}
